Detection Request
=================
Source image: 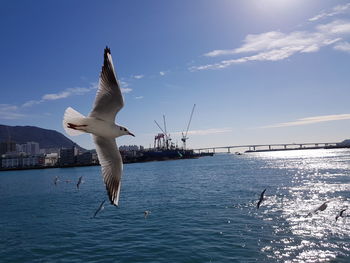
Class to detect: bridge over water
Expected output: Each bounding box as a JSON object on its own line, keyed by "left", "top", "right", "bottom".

{"left": 194, "top": 142, "right": 339, "bottom": 154}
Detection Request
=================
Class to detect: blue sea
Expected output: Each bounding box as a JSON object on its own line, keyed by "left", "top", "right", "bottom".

{"left": 1, "top": 149, "right": 350, "bottom": 262}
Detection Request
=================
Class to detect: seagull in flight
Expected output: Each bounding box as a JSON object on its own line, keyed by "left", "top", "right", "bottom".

{"left": 144, "top": 210, "right": 151, "bottom": 218}
{"left": 92, "top": 200, "right": 106, "bottom": 218}
{"left": 306, "top": 201, "right": 330, "bottom": 217}
{"left": 257, "top": 188, "right": 266, "bottom": 209}
{"left": 77, "top": 176, "right": 83, "bottom": 189}
{"left": 335, "top": 208, "right": 347, "bottom": 221}
{"left": 63, "top": 47, "right": 135, "bottom": 206}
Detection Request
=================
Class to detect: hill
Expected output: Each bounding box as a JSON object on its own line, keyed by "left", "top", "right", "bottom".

{"left": 0, "top": 124, "right": 84, "bottom": 150}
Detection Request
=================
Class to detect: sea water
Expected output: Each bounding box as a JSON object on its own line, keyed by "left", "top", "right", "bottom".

{"left": 1, "top": 149, "right": 350, "bottom": 262}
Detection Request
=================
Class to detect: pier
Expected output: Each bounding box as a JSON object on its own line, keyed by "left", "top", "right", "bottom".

{"left": 194, "top": 142, "right": 341, "bottom": 154}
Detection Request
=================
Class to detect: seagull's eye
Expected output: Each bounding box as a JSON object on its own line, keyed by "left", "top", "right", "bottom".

{"left": 119, "top": 127, "right": 122, "bottom": 131}
{"left": 123, "top": 128, "right": 127, "bottom": 131}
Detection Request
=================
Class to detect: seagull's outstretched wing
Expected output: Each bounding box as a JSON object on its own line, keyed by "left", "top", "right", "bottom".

{"left": 257, "top": 189, "right": 266, "bottom": 209}
{"left": 93, "top": 135, "right": 123, "bottom": 206}
{"left": 89, "top": 47, "right": 124, "bottom": 122}
{"left": 92, "top": 200, "right": 106, "bottom": 218}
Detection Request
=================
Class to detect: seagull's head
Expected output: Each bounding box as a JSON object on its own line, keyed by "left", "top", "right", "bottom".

{"left": 118, "top": 125, "right": 135, "bottom": 137}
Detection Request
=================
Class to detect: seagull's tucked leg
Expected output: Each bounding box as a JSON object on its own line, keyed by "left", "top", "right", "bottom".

{"left": 67, "top": 123, "right": 88, "bottom": 130}
{"left": 63, "top": 107, "right": 88, "bottom": 136}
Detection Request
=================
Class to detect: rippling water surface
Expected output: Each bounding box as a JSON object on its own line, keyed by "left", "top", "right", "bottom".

{"left": 1, "top": 149, "right": 350, "bottom": 262}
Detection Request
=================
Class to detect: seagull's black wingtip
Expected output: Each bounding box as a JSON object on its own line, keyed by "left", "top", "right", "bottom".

{"left": 111, "top": 201, "right": 119, "bottom": 207}
{"left": 104, "top": 46, "right": 111, "bottom": 56}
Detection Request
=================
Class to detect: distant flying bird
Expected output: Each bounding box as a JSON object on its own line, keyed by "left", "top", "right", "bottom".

{"left": 257, "top": 189, "right": 266, "bottom": 209}
{"left": 54, "top": 176, "right": 59, "bottom": 185}
{"left": 77, "top": 176, "right": 83, "bottom": 189}
{"left": 306, "top": 201, "right": 330, "bottom": 217}
{"left": 92, "top": 200, "right": 106, "bottom": 218}
{"left": 63, "top": 47, "right": 135, "bottom": 206}
{"left": 316, "top": 201, "right": 329, "bottom": 212}
{"left": 335, "top": 208, "right": 347, "bottom": 221}
{"left": 144, "top": 210, "right": 151, "bottom": 218}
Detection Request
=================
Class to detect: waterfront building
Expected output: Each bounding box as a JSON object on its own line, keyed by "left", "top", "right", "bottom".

{"left": 39, "top": 148, "right": 60, "bottom": 155}
{"left": 0, "top": 141, "right": 16, "bottom": 155}
{"left": 45, "top": 153, "right": 58, "bottom": 166}
{"left": 18, "top": 142, "right": 40, "bottom": 155}
{"left": 119, "top": 145, "right": 140, "bottom": 151}
{"left": 1, "top": 157, "right": 20, "bottom": 168}
{"left": 59, "top": 147, "right": 76, "bottom": 166}
{"left": 25, "top": 142, "right": 40, "bottom": 155}
{"left": 21, "top": 155, "right": 44, "bottom": 167}
{"left": 1, "top": 153, "right": 45, "bottom": 169}
{"left": 76, "top": 152, "right": 93, "bottom": 165}
{"left": 91, "top": 152, "right": 99, "bottom": 164}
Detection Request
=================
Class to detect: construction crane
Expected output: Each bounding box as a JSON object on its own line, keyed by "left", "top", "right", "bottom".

{"left": 181, "top": 104, "right": 196, "bottom": 150}
{"left": 154, "top": 116, "right": 171, "bottom": 149}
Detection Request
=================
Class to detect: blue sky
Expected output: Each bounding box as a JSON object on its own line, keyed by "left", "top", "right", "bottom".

{"left": 1, "top": 0, "right": 350, "bottom": 150}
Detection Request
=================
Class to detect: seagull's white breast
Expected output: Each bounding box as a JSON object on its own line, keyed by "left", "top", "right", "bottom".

{"left": 85, "top": 117, "right": 120, "bottom": 138}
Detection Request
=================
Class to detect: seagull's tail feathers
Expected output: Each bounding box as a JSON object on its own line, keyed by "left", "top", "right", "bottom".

{"left": 63, "top": 107, "right": 87, "bottom": 136}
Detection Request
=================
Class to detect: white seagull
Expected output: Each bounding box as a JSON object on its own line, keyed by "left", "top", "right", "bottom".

{"left": 63, "top": 47, "right": 135, "bottom": 206}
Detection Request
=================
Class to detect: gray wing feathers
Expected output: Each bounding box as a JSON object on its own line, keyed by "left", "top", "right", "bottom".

{"left": 89, "top": 47, "right": 124, "bottom": 122}
{"left": 93, "top": 135, "right": 123, "bottom": 206}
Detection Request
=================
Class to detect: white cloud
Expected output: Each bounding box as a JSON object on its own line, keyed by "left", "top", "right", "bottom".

{"left": 204, "top": 49, "right": 236, "bottom": 57}
{"left": 261, "top": 114, "right": 350, "bottom": 128}
{"left": 191, "top": 20, "right": 350, "bottom": 71}
{"left": 22, "top": 100, "right": 43, "bottom": 107}
{"left": 42, "top": 91, "right": 71, "bottom": 100}
{"left": 133, "top": 74, "right": 144, "bottom": 79}
{"left": 191, "top": 47, "right": 307, "bottom": 71}
{"left": 172, "top": 128, "right": 232, "bottom": 136}
{"left": 334, "top": 41, "right": 350, "bottom": 52}
{"left": 317, "top": 19, "right": 350, "bottom": 34}
{"left": 42, "top": 86, "right": 95, "bottom": 100}
{"left": 135, "top": 96, "right": 144, "bottom": 99}
{"left": 22, "top": 83, "right": 98, "bottom": 107}
{"left": 159, "top": 71, "right": 166, "bottom": 76}
{"left": 309, "top": 3, "right": 350, "bottom": 22}
{"left": 117, "top": 81, "right": 133, "bottom": 93}
{"left": 119, "top": 80, "right": 129, "bottom": 88}
{"left": 121, "top": 88, "right": 132, "bottom": 94}
{"left": 0, "top": 104, "right": 25, "bottom": 120}
{"left": 2, "top": 81, "right": 130, "bottom": 118}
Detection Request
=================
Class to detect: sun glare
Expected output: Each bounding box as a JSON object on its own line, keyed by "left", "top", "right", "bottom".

{"left": 252, "top": 0, "right": 304, "bottom": 13}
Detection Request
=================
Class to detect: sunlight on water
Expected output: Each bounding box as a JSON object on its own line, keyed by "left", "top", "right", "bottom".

{"left": 250, "top": 149, "right": 350, "bottom": 262}
{"left": 1, "top": 149, "right": 349, "bottom": 262}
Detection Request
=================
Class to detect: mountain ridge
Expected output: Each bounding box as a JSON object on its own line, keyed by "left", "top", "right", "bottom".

{"left": 0, "top": 124, "right": 84, "bottom": 150}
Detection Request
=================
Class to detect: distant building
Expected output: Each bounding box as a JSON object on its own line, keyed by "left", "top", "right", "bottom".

{"left": 59, "top": 147, "right": 76, "bottom": 166}
{"left": 26, "top": 142, "right": 40, "bottom": 155}
{"left": 0, "top": 154, "right": 44, "bottom": 169}
{"left": 21, "top": 155, "right": 44, "bottom": 167}
{"left": 119, "top": 145, "right": 140, "bottom": 151}
{"left": 1, "top": 157, "right": 20, "bottom": 168}
{"left": 45, "top": 153, "right": 58, "bottom": 166}
{"left": 40, "top": 148, "right": 60, "bottom": 155}
{"left": 119, "top": 145, "right": 145, "bottom": 158}
{"left": 0, "top": 141, "right": 16, "bottom": 155}
{"left": 18, "top": 141, "right": 40, "bottom": 155}
{"left": 76, "top": 152, "right": 93, "bottom": 165}
{"left": 91, "top": 152, "right": 99, "bottom": 164}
